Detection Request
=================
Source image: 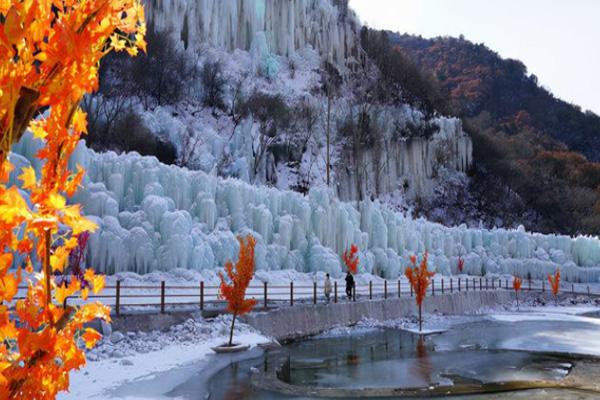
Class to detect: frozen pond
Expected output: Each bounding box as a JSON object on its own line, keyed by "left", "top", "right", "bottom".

{"left": 114, "top": 311, "right": 600, "bottom": 399}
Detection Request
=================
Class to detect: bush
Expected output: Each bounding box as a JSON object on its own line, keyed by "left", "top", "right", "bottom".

{"left": 201, "top": 61, "right": 226, "bottom": 110}
{"left": 110, "top": 110, "right": 176, "bottom": 164}
{"left": 125, "top": 29, "right": 196, "bottom": 106}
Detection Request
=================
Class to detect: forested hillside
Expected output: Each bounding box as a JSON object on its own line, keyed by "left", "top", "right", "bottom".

{"left": 392, "top": 33, "right": 600, "bottom": 235}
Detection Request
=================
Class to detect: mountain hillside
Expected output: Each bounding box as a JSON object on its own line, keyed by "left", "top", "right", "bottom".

{"left": 391, "top": 33, "right": 600, "bottom": 235}
{"left": 391, "top": 34, "right": 600, "bottom": 161}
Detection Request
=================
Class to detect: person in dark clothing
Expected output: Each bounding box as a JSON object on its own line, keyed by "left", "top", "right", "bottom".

{"left": 345, "top": 271, "right": 355, "bottom": 300}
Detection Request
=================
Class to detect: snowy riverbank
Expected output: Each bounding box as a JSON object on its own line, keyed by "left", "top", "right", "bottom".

{"left": 60, "top": 295, "right": 600, "bottom": 399}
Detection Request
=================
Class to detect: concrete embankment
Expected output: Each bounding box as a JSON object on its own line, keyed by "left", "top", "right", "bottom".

{"left": 242, "top": 290, "right": 538, "bottom": 341}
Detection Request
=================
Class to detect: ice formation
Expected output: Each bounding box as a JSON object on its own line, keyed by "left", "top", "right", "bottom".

{"left": 336, "top": 112, "right": 473, "bottom": 201}
{"left": 145, "top": 0, "right": 364, "bottom": 67}
{"left": 9, "top": 133, "right": 600, "bottom": 282}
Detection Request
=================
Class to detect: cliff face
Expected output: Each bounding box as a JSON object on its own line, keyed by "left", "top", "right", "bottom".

{"left": 336, "top": 118, "right": 473, "bottom": 201}
{"left": 145, "top": 0, "right": 364, "bottom": 67}
{"left": 336, "top": 117, "right": 472, "bottom": 202}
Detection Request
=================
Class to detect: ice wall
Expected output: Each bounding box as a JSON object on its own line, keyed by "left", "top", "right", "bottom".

{"left": 336, "top": 115, "right": 473, "bottom": 201}
{"left": 145, "top": 0, "right": 364, "bottom": 67}
{"left": 10, "top": 133, "right": 600, "bottom": 282}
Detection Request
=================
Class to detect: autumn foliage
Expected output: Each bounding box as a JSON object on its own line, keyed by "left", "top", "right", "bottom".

{"left": 219, "top": 235, "right": 258, "bottom": 347}
{"left": 457, "top": 256, "right": 464, "bottom": 274}
{"left": 0, "top": 1, "right": 145, "bottom": 398}
{"left": 548, "top": 269, "right": 561, "bottom": 304}
{"left": 512, "top": 276, "right": 522, "bottom": 309}
{"left": 405, "top": 252, "right": 435, "bottom": 331}
{"left": 342, "top": 244, "right": 359, "bottom": 274}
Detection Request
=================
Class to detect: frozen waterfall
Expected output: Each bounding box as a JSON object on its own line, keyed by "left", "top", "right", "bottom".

{"left": 145, "top": 0, "right": 364, "bottom": 68}
{"left": 9, "top": 133, "right": 600, "bottom": 282}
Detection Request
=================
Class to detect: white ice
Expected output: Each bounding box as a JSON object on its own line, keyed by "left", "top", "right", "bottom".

{"left": 9, "top": 131, "right": 600, "bottom": 282}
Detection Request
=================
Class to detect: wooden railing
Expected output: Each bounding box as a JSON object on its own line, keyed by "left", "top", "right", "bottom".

{"left": 12, "top": 276, "right": 598, "bottom": 316}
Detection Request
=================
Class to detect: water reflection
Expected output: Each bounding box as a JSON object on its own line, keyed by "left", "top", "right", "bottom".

{"left": 413, "top": 335, "right": 432, "bottom": 386}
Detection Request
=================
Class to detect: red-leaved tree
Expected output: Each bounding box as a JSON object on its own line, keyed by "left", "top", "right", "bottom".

{"left": 457, "top": 256, "right": 464, "bottom": 274}
{"left": 548, "top": 269, "right": 560, "bottom": 305}
{"left": 405, "top": 252, "right": 435, "bottom": 332}
{"left": 343, "top": 244, "right": 359, "bottom": 274}
{"left": 513, "top": 275, "right": 522, "bottom": 309}
{"left": 219, "top": 235, "right": 257, "bottom": 346}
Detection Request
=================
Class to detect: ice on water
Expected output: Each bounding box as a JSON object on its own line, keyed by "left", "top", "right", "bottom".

{"left": 9, "top": 132, "right": 600, "bottom": 282}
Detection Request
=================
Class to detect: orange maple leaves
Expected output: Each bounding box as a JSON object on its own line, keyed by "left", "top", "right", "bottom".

{"left": 219, "top": 235, "right": 257, "bottom": 346}
{"left": 0, "top": 1, "right": 146, "bottom": 398}
{"left": 342, "top": 244, "right": 359, "bottom": 274}
{"left": 548, "top": 269, "right": 560, "bottom": 304}
{"left": 405, "top": 252, "right": 435, "bottom": 332}
{"left": 512, "top": 275, "right": 522, "bottom": 309}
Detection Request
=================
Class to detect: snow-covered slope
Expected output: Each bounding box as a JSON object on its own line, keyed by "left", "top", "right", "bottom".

{"left": 10, "top": 133, "right": 600, "bottom": 282}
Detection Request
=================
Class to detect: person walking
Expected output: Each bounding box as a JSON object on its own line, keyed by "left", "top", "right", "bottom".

{"left": 345, "top": 271, "right": 355, "bottom": 300}
{"left": 324, "top": 273, "right": 332, "bottom": 303}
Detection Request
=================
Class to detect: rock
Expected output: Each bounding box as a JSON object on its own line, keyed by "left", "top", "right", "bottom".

{"left": 110, "top": 331, "right": 125, "bottom": 344}
{"left": 120, "top": 359, "right": 134, "bottom": 366}
{"left": 111, "top": 349, "right": 125, "bottom": 358}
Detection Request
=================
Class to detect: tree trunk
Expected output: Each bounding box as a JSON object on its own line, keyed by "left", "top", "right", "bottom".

{"left": 419, "top": 304, "right": 422, "bottom": 332}
{"left": 516, "top": 291, "right": 519, "bottom": 310}
{"left": 326, "top": 89, "right": 331, "bottom": 186}
{"left": 228, "top": 314, "right": 237, "bottom": 347}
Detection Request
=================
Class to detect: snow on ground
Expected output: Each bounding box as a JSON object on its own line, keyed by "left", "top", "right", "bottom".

{"left": 59, "top": 315, "right": 271, "bottom": 400}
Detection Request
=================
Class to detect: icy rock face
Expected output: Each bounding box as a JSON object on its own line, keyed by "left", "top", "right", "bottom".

{"left": 145, "top": 0, "right": 363, "bottom": 67}
{"left": 10, "top": 134, "right": 600, "bottom": 282}
{"left": 337, "top": 114, "right": 473, "bottom": 201}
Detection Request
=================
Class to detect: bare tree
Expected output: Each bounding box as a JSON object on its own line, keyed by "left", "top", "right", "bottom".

{"left": 238, "top": 92, "right": 291, "bottom": 181}
{"left": 321, "top": 60, "right": 343, "bottom": 186}
{"left": 201, "top": 60, "right": 226, "bottom": 112}
{"left": 177, "top": 125, "right": 205, "bottom": 168}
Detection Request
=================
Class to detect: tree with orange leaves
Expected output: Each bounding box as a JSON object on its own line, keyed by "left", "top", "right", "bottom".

{"left": 512, "top": 275, "right": 522, "bottom": 309}
{"left": 342, "top": 244, "right": 359, "bottom": 274}
{"left": 548, "top": 269, "right": 560, "bottom": 305}
{"left": 0, "top": 1, "right": 145, "bottom": 398}
{"left": 219, "top": 235, "right": 258, "bottom": 347}
{"left": 405, "top": 252, "right": 435, "bottom": 332}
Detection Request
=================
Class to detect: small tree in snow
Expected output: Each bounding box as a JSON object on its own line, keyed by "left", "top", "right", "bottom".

{"left": 548, "top": 269, "right": 561, "bottom": 305}
{"left": 512, "top": 275, "right": 522, "bottom": 310}
{"left": 219, "top": 235, "right": 257, "bottom": 346}
{"left": 343, "top": 244, "right": 359, "bottom": 274}
{"left": 405, "top": 252, "right": 435, "bottom": 332}
{"left": 457, "top": 256, "right": 464, "bottom": 274}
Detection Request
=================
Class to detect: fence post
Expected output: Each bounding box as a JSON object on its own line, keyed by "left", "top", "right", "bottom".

{"left": 398, "top": 280, "right": 401, "bottom": 298}
{"left": 115, "top": 280, "right": 121, "bottom": 316}
{"left": 432, "top": 279, "right": 435, "bottom": 296}
{"left": 473, "top": 278, "right": 476, "bottom": 291}
{"left": 506, "top": 279, "right": 509, "bottom": 290}
{"left": 264, "top": 282, "right": 268, "bottom": 308}
{"left": 572, "top": 283, "right": 574, "bottom": 296}
{"left": 491, "top": 279, "right": 494, "bottom": 290}
{"left": 542, "top": 280, "right": 545, "bottom": 292}
{"left": 384, "top": 280, "right": 388, "bottom": 299}
{"left": 485, "top": 278, "right": 488, "bottom": 290}
{"left": 480, "top": 277, "right": 482, "bottom": 291}
{"left": 200, "top": 281, "right": 204, "bottom": 311}
{"left": 334, "top": 281, "right": 337, "bottom": 303}
{"left": 450, "top": 278, "right": 453, "bottom": 293}
{"left": 369, "top": 281, "right": 372, "bottom": 300}
{"left": 313, "top": 282, "right": 317, "bottom": 305}
{"left": 441, "top": 278, "right": 444, "bottom": 294}
{"left": 466, "top": 279, "right": 469, "bottom": 291}
{"left": 160, "top": 281, "right": 165, "bottom": 314}
{"left": 458, "top": 278, "right": 461, "bottom": 292}
{"left": 528, "top": 278, "right": 531, "bottom": 291}
{"left": 290, "top": 282, "right": 294, "bottom": 306}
